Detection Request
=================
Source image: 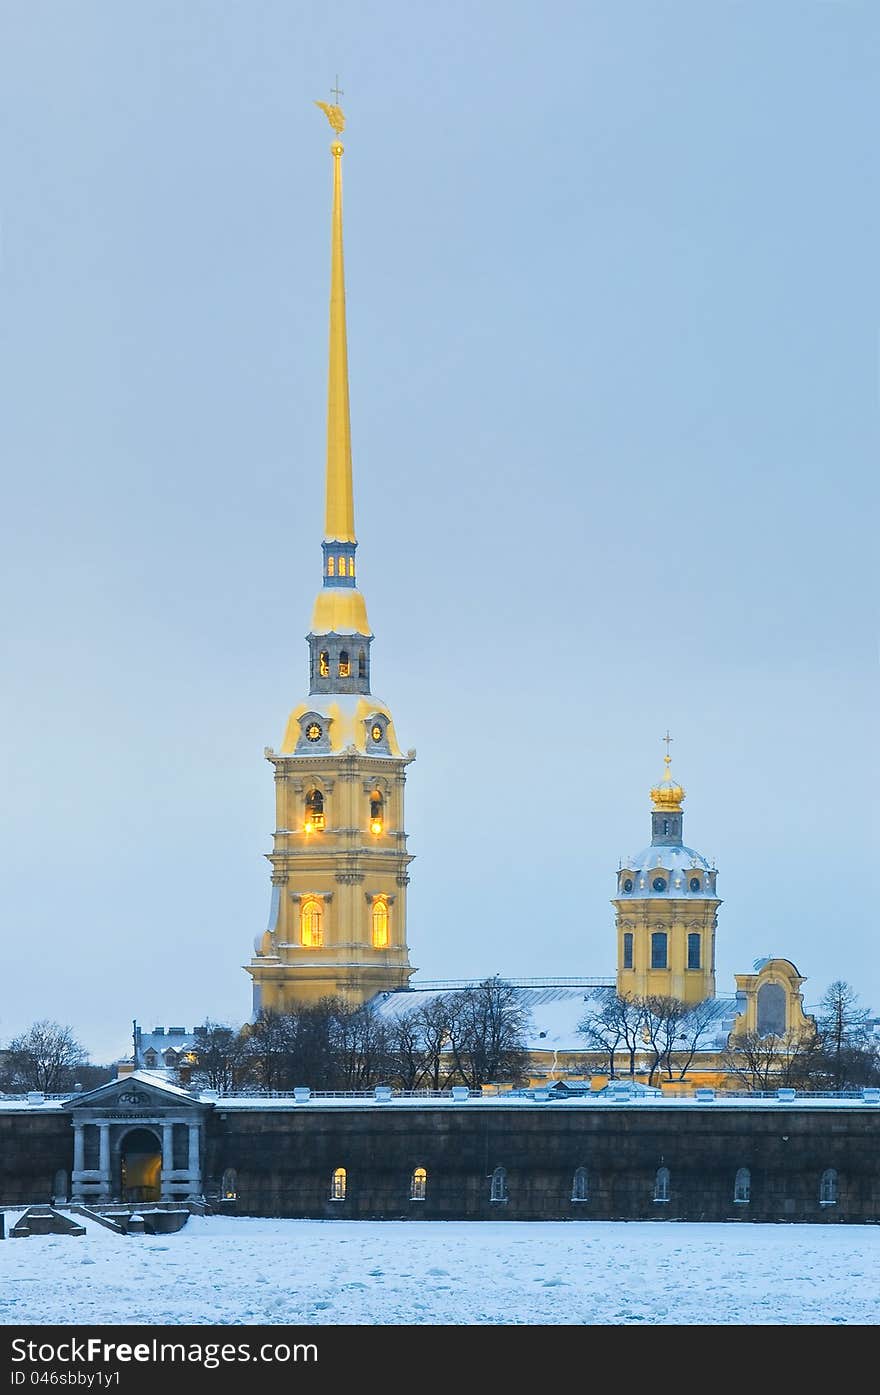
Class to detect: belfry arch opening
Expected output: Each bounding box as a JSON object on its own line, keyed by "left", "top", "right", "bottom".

{"left": 369, "top": 791, "right": 384, "bottom": 835}
{"left": 120, "top": 1127, "right": 162, "bottom": 1203}
{"left": 305, "top": 789, "right": 325, "bottom": 833}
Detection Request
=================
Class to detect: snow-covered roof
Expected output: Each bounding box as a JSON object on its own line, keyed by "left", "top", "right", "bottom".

{"left": 373, "top": 983, "right": 612, "bottom": 1053}
{"left": 373, "top": 983, "right": 739, "bottom": 1053}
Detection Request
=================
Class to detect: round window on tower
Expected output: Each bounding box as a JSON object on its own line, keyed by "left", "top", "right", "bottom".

{"left": 622, "top": 878, "right": 633, "bottom": 893}
{"left": 652, "top": 877, "right": 667, "bottom": 892}
{"left": 689, "top": 877, "right": 701, "bottom": 892}
{"left": 370, "top": 723, "right": 384, "bottom": 743}
{"left": 306, "top": 722, "right": 323, "bottom": 743}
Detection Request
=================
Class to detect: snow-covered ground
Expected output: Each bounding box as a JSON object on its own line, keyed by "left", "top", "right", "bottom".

{"left": 1, "top": 1214, "right": 878, "bottom": 1325}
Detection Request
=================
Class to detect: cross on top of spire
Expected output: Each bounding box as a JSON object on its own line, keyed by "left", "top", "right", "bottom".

{"left": 331, "top": 75, "right": 344, "bottom": 104}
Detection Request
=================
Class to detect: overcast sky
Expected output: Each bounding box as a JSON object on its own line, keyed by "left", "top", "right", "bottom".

{"left": 1, "top": 2, "right": 877, "bottom": 1064}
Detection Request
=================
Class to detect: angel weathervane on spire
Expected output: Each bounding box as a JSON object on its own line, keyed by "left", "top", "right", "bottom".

{"left": 315, "top": 75, "right": 345, "bottom": 136}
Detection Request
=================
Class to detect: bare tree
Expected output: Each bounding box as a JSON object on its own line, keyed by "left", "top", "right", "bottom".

{"left": 384, "top": 1006, "right": 427, "bottom": 1090}
{"left": 670, "top": 997, "right": 728, "bottom": 1081}
{"left": 721, "top": 1029, "right": 820, "bottom": 1092}
{"left": 331, "top": 1002, "right": 394, "bottom": 1089}
{"left": 243, "top": 1009, "right": 298, "bottom": 1091}
{"left": 415, "top": 996, "right": 458, "bottom": 1091}
{"left": 188, "top": 1021, "right": 252, "bottom": 1092}
{"left": 642, "top": 996, "right": 688, "bottom": 1084}
{"left": 1, "top": 1021, "right": 89, "bottom": 1093}
{"left": 577, "top": 990, "right": 644, "bottom": 1078}
{"left": 815, "top": 981, "right": 873, "bottom": 1090}
{"left": 446, "top": 979, "right": 531, "bottom": 1090}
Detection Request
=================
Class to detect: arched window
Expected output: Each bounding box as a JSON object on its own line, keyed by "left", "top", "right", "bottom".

{"left": 734, "top": 1168, "right": 751, "bottom": 1204}
{"left": 410, "top": 1167, "right": 427, "bottom": 1201}
{"left": 654, "top": 1166, "right": 670, "bottom": 1202}
{"left": 52, "top": 1169, "right": 68, "bottom": 1204}
{"left": 757, "top": 983, "right": 787, "bottom": 1038}
{"left": 651, "top": 932, "right": 668, "bottom": 969}
{"left": 319, "top": 650, "right": 330, "bottom": 678}
{"left": 490, "top": 1166, "right": 507, "bottom": 1203}
{"left": 338, "top": 649, "right": 350, "bottom": 677}
{"left": 571, "top": 1166, "right": 589, "bottom": 1202}
{"left": 301, "top": 898, "right": 323, "bottom": 948}
{"left": 687, "top": 933, "right": 701, "bottom": 970}
{"left": 358, "top": 648, "right": 366, "bottom": 680}
{"left": 330, "top": 1167, "right": 346, "bottom": 1201}
{"left": 372, "top": 898, "right": 389, "bottom": 948}
{"left": 819, "top": 1168, "right": 838, "bottom": 1205}
{"left": 221, "top": 1168, "right": 238, "bottom": 1200}
{"left": 348, "top": 557, "right": 355, "bottom": 577}
{"left": 305, "top": 789, "right": 324, "bottom": 832}
{"left": 327, "top": 556, "right": 335, "bottom": 577}
{"left": 337, "top": 555, "right": 345, "bottom": 576}
{"left": 369, "top": 792, "right": 384, "bottom": 835}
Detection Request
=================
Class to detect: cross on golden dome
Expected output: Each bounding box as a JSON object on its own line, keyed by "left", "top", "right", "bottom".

{"left": 651, "top": 732, "right": 685, "bottom": 811}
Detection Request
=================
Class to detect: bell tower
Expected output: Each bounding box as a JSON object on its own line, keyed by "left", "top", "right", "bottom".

{"left": 245, "top": 97, "right": 416, "bottom": 1012}
{"left": 613, "top": 740, "right": 720, "bottom": 1005}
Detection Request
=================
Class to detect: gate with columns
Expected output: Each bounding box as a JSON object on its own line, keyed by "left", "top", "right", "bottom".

{"left": 64, "top": 1072, "right": 212, "bottom": 1203}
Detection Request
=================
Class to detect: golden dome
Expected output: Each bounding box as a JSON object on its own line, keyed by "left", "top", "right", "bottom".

{"left": 651, "top": 755, "right": 685, "bottom": 811}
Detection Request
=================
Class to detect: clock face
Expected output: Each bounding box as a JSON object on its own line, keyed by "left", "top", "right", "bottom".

{"left": 370, "top": 724, "right": 383, "bottom": 742}
{"left": 306, "top": 722, "right": 323, "bottom": 743}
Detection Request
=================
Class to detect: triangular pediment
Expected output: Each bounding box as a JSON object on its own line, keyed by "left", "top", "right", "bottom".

{"left": 64, "top": 1069, "right": 205, "bottom": 1112}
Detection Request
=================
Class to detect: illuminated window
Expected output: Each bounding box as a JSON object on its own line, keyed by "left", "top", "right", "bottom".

{"left": 369, "top": 792, "right": 384, "bottom": 835}
{"left": 348, "top": 557, "right": 355, "bottom": 577}
{"left": 301, "top": 898, "right": 323, "bottom": 947}
{"left": 359, "top": 650, "right": 367, "bottom": 680}
{"left": 490, "top": 1166, "right": 507, "bottom": 1203}
{"left": 372, "top": 898, "right": 389, "bottom": 948}
{"left": 651, "top": 932, "right": 667, "bottom": 969}
{"left": 305, "top": 789, "right": 324, "bottom": 832}
{"left": 337, "top": 555, "right": 345, "bottom": 575}
{"left": 410, "top": 1167, "right": 427, "bottom": 1201}
{"left": 330, "top": 1167, "right": 346, "bottom": 1201}
{"left": 571, "top": 1167, "right": 589, "bottom": 1202}
{"left": 327, "top": 556, "right": 335, "bottom": 576}
{"left": 734, "top": 1168, "right": 750, "bottom": 1204}
{"left": 819, "top": 1169, "right": 838, "bottom": 1205}
{"left": 338, "top": 649, "right": 350, "bottom": 677}
{"left": 687, "top": 933, "right": 701, "bottom": 970}
{"left": 623, "top": 932, "right": 633, "bottom": 970}
{"left": 319, "top": 651, "right": 330, "bottom": 678}
{"left": 654, "top": 1167, "right": 670, "bottom": 1202}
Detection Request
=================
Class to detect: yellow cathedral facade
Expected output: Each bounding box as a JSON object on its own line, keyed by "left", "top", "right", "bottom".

{"left": 243, "top": 99, "right": 814, "bottom": 1076}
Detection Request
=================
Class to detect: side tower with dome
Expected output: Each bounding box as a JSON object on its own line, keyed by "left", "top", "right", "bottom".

{"left": 613, "top": 751, "right": 720, "bottom": 1005}
{"left": 245, "top": 101, "right": 415, "bottom": 1012}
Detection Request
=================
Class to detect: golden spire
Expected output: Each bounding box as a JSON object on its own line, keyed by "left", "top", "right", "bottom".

{"left": 651, "top": 732, "right": 685, "bottom": 811}
{"left": 316, "top": 91, "right": 355, "bottom": 544}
